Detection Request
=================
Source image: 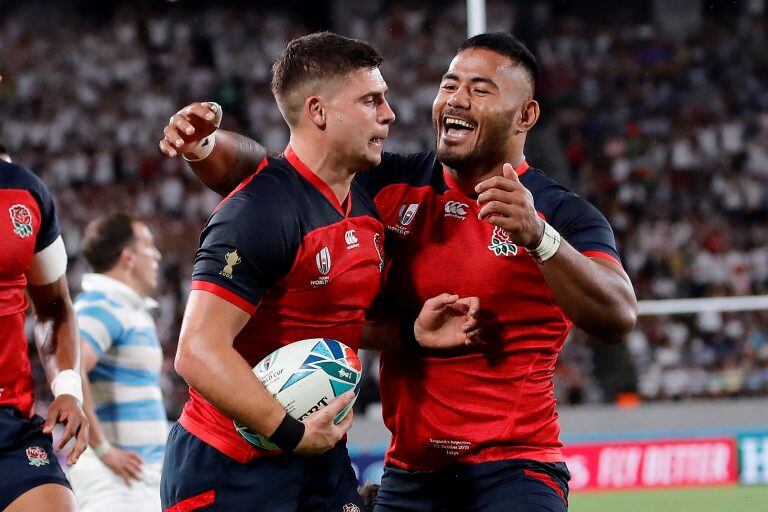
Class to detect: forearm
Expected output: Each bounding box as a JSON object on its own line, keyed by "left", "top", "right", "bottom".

{"left": 188, "top": 130, "right": 268, "bottom": 196}
{"left": 539, "top": 241, "right": 637, "bottom": 343}
{"left": 79, "top": 370, "right": 108, "bottom": 448}
{"left": 30, "top": 288, "right": 80, "bottom": 381}
{"left": 175, "top": 341, "right": 285, "bottom": 437}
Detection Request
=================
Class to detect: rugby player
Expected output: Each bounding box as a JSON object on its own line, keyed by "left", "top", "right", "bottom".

{"left": 161, "top": 33, "right": 637, "bottom": 512}
{"left": 0, "top": 153, "right": 88, "bottom": 511}
{"left": 68, "top": 214, "right": 165, "bottom": 511}
{"left": 161, "top": 33, "right": 480, "bottom": 512}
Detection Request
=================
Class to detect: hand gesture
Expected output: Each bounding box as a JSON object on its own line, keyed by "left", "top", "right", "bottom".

{"left": 294, "top": 391, "right": 355, "bottom": 456}
{"left": 159, "top": 102, "right": 220, "bottom": 158}
{"left": 101, "top": 446, "right": 144, "bottom": 486}
{"left": 43, "top": 395, "right": 89, "bottom": 466}
{"left": 475, "top": 163, "right": 544, "bottom": 249}
{"left": 414, "top": 293, "right": 481, "bottom": 349}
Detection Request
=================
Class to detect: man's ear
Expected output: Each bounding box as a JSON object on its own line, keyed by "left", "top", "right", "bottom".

{"left": 306, "top": 96, "right": 327, "bottom": 129}
{"left": 517, "top": 99, "right": 540, "bottom": 134}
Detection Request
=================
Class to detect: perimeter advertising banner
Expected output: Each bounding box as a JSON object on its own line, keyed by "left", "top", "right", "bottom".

{"left": 351, "top": 436, "right": 743, "bottom": 490}
{"left": 563, "top": 437, "right": 738, "bottom": 490}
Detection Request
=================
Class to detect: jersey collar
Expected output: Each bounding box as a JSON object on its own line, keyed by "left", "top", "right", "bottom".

{"left": 442, "top": 160, "right": 530, "bottom": 196}
{"left": 81, "top": 273, "right": 158, "bottom": 311}
{"left": 284, "top": 145, "right": 352, "bottom": 217}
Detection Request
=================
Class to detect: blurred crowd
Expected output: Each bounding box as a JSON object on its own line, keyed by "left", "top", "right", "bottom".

{"left": 2, "top": 1, "right": 767, "bottom": 416}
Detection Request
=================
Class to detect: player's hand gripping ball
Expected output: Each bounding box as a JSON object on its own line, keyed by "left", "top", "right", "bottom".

{"left": 234, "top": 338, "right": 362, "bottom": 450}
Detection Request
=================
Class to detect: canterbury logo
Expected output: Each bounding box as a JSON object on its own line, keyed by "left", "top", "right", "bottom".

{"left": 315, "top": 247, "right": 332, "bottom": 275}
{"left": 345, "top": 229, "right": 359, "bottom": 248}
{"left": 444, "top": 201, "right": 468, "bottom": 219}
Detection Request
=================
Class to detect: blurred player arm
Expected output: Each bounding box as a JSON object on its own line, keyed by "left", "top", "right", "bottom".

{"left": 26, "top": 240, "right": 89, "bottom": 464}
{"left": 159, "top": 102, "right": 270, "bottom": 195}
{"left": 361, "top": 294, "right": 481, "bottom": 351}
{"left": 477, "top": 164, "right": 637, "bottom": 345}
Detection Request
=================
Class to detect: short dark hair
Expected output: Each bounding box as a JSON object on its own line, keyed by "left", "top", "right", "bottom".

{"left": 0, "top": 142, "right": 9, "bottom": 155}
{"left": 271, "top": 31, "right": 383, "bottom": 126}
{"left": 459, "top": 33, "right": 539, "bottom": 90}
{"left": 81, "top": 213, "right": 137, "bottom": 273}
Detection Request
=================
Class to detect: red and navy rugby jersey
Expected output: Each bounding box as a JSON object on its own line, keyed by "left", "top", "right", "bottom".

{"left": 0, "top": 161, "right": 61, "bottom": 417}
{"left": 179, "top": 147, "right": 385, "bottom": 462}
{"left": 356, "top": 151, "right": 621, "bottom": 471}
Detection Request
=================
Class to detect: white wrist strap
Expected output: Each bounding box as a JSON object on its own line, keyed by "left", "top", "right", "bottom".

{"left": 51, "top": 369, "right": 84, "bottom": 405}
{"left": 182, "top": 102, "right": 223, "bottom": 162}
{"left": 93, "top": 440, "right": 112, "bottom": 458}
{"left": 529, "top": 221, "right": 561, "bottom": 262}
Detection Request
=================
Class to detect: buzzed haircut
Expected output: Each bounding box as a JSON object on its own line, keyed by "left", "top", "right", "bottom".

{"left": 459, "top": 33, "right": 539, "bottom": 91}
{"left": 271, "top": 31, "right": 383, "bottom": 126}
{"left": 81, "top": 213, "right": 137, "bottom": 273}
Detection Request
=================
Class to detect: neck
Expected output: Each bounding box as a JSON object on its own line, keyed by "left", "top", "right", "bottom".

{"left": 289, "top": 135, "right": 356, "bottom": 204}
{"left": 445, "top": 152, "right": 527, "bottom": 191}
{"left": 103, "top": 268, "right": 144, "bottom": 297}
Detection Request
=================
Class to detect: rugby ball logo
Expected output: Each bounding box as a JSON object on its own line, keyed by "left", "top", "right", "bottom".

{"left": 315, "top": 247, "right": 332, "bottom": 275}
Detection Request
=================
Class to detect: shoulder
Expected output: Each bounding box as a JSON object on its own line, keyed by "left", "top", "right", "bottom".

{"left": 0, "top": 161, "right": 53, "bottom": 202}
{"left": 522, "top": 167, "right": 597, "bottom": 219}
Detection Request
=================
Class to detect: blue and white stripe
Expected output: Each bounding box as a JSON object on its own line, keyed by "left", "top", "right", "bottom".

{"left": 75, "top": 274, "right": 167, "bottom": 463}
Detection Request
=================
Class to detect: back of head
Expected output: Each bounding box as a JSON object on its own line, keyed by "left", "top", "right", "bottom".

{"left": 82, "top": 213, "right": 136, "bottom": 273}
{"left": 459, "top": 32, "right": 539, "bottom": 92}
{"left": 0, "top": 141, "right": 11, "bottom": 163}
{"left": 271, "top": 31, "right": 383, "bottom": 127}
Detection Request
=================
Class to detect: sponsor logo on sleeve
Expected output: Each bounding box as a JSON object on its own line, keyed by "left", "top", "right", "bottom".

{"left": 9, "top": 204, "right": 33, "bottom": 239}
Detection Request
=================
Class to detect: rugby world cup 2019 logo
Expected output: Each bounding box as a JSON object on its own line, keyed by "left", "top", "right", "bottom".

{"left": 488, "top": 226, "right": 518, "bottom": 257}
{"left": 398, "top": 203, "right": 419, "bottom": 226}
{"left": 9, "top": 204, "right": 33, "bottom": 239}
{"left": 343, "top": 504, "right": 361, "bottom": 512}
{"left": 26, "top": 446, "right": 49, "bottom": 467}
{"left": 316, "top": 247, "right": 332, "bottom": 276}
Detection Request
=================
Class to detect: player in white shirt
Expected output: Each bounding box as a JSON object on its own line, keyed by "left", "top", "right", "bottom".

{"left": 68, "top": 213, "right": 165, "bottom": 512}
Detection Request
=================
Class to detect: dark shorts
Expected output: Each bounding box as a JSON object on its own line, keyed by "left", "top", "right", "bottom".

{"left": 0, "top": 407, "right": 71, "bottom": 510}
{"left": 373, "top": 459, "right": 570, "bottom": 512}
{"left": 161, "top": 422, "right": 364, "bottom": 512}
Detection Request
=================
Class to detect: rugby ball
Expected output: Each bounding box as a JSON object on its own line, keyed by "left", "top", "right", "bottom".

{"left": 235, "top": 338, "right": 362, "bottom": 450}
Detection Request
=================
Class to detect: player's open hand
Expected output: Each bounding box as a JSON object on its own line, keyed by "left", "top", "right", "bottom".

{"left": 414, "top": 293, "right": 482, "bottom": 349}
{"left": 294, "top": 391, "right": 355, "bottom": 456}
{"left": 159, "top": 102, "right": 220, "bottom": 158}
{"left": 101, "top": 446, "right": 144, "bottom": 486}
{"left": 475, "top": 163, "right": 545, "bottom": 249}
{"left": 43, "top": 394, "right": 89, "bottom": 466}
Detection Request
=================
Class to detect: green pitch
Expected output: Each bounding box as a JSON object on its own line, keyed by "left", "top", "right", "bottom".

{"left": 569, "top": 485, "right": 768, "bottom": 512}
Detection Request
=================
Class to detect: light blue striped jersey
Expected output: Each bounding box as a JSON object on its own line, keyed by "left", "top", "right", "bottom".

{"left": 75, "top": 273, "right": 167, "bottom": 463}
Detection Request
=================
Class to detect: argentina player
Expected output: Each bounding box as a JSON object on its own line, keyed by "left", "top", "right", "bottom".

{"left": 67, "top": 214, "right": 165, "bottom": 512}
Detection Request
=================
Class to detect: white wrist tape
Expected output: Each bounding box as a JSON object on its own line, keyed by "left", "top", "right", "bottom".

{"left": 93, "top": 440, "right": 112, "bottom": 458}
{"left": 182, "top": 102, "right": 223, "bottom": 162}
{"left": 51, "top": 369, "right": 84, "bottom": 405}
{"left": 529, "top": 221, "right": 561, "bottom": 262}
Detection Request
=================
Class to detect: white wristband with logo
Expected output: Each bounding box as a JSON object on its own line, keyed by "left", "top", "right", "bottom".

{"left": 529, "top": 221, "right": 561, "bottom": 262}
{"left": 51, "top": 369, "right": 84, "bottom": 405}
{"left": 182, "top": 102, "right": 223, "bottom": 162}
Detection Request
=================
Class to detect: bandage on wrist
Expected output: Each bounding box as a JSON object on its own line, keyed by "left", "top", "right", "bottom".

{"left": 93, "top": 440, "right": 112, "bottom": 458}
{"left": 528, "top": 221, "right": 561, "bottom": 262}
{"left": 268, "top": 412, "right": 305, "bottom": 453}
{"left": 182, "top": 101, "right": 222, "bottom": 162}
{"left": 51, "top": 369, "right": 84, "bottom": 405}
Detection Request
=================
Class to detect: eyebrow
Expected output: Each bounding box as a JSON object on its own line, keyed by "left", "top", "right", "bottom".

{"left": 441, "top": 72, "right": 499, "bottom": 90}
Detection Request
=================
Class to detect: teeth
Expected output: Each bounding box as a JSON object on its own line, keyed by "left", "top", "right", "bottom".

{"left": 445, "top": 117, "right": 475, "bottom": 130}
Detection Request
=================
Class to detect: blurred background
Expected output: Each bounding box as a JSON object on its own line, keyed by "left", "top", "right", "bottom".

{"left": 2, "top": 0, "right": 768, "bottom": 508}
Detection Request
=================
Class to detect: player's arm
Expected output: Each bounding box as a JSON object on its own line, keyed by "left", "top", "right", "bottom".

{"left": 78, "top": 340, "right": 143, "bottom": 484}
{"left": 26, "top": 238, "right": 89, "bottom": 465}
{"left": 476, "top": 164, "right": 638, "bottom": 344}
{"left": 159, "top": 102, "right": 268, "bottom": 195}
{"left": 175, "top": 290, "right": 353, "bottom": 455}
{"left": 361, "top": 294, "right": 481, "bottom": 351}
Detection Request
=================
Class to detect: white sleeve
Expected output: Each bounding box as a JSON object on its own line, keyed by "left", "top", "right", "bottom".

{"left": 26, "top": 235, "right": 68, "bottom": 285}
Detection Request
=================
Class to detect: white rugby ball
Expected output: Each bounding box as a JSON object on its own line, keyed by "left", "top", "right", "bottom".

{"left": 234, "top": 338, "right": 362, "bottom": 450}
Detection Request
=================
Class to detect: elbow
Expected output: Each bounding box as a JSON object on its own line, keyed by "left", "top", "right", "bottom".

{"left": 174, "top": 335, "right": 202, "bottom": 385}
{"left": 594, "top": 301, "right": 638, "bottom": 345}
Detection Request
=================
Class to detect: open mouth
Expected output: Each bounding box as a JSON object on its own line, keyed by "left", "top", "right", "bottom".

{"left": 442, "top": 116, "right": 476, "bottom": 140}
{"left": 368, "top": 136, "right": 385, "bottom": 147}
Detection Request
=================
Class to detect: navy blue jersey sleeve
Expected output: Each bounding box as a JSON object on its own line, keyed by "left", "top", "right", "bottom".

{"left": 11, "top": 164, "right": 62, "bottom": 253}
{"left": 355, "top": 151, "right": 439, "bottom": 198}
{"left": 547, "top": 193, "right": 621, "bottom": 264}
{"left": 191, "top": 176, "right": 300, "bottom": 313}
